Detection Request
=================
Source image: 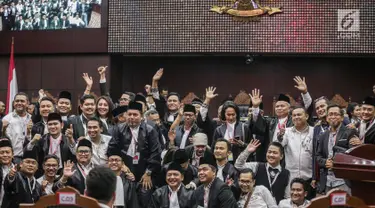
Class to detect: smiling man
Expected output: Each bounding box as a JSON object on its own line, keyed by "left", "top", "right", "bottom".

{"left": 0, "top": 138, "right": 14, "bottom": 205}
{"left": 279, "top": 178, "right": 310, "bottom": 208}
{"left": 213, "top": 139, "right": 238, "bottom": 184}
{"left": 83, "top": 117, "right": 111, "bottom": 166}
{"left": 56, "top": 91, "right": 74, "bottom": 122}
{"left": 67, "top": 94, "right": 98, "bottom": 140}
{"left": 279, "top": 107, "right": 315, "bottom": 199}
{"left": 37, "top": 155, "right": 59, "bottom": 195}
{"left": 3, "top": 92, "right": 32, "bottom": 161}
{"left": 2, "top": 149, "right": 44, "bottom": 208}
{"left": 191, "top": 157, "right": 238, "bottom": 208}
{"left": 357, "top": 96, "right": 375, "bottom": 144}
{"left": 150, "top": 162, "right": 193, "bottom": 208}
{"left": 31, "top": 97, "right": 55, "bottom": 137}
{"left": 235, "top": 140, "right": 290, "bottom": 204}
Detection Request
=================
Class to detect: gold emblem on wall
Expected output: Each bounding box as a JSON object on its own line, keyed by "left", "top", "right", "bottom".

{"left": 210, "top": 0, "right": 282, "bottom": 21}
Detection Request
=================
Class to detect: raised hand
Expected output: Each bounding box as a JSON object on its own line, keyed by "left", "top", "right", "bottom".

{"left": 152, "top": 68, "right": 164, "bottom": 81}
{"left": 41, "top": 180, "right": 49, "bottom": 190}
{"left": 349, "top": 136, "right": 362, "bottom": 146}
{"left": 82, "top": 73, "right": 93, "bottom": 87}
{"left": 246, "top": 139, "right": 261, "bottom": 153}
{"left": 168, "top": 130, "right": 176, "bottom": 142}
{"left": 205, "top": 86, "right": 218, "bottom": 100}
{"left": 63, "top": 160, "right": 76, "bottom": 178}
{"left": 97, "top": 66, "right": 107, "bottom": 75}
{"left": 31, "top": 134, "right": 41, "bottom": 145}
{"left": 249, "top": 88, "right": 262, "bottom": 108}
{"left": 65, "top": 124, "right": 74, "bottom": 141}
{"left": 38, "top": 89, "right": 46, "bottom": 99}
{"left": 8, "top": 164, "right": 17, "bottom": 178}
{"left": 294, "top": 76, "right": 308, "bottom": 93}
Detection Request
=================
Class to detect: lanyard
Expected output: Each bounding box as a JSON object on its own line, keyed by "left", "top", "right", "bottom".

{"left": 28, "top": 177, "right": 36, "bottom": 193}
{"left": 49, "top": 135, "right": 62, "bottom": 155}
{"left": 77, "top": 163, "right": 88, "bottom": 179}
{"left": 80, "top": 115, "right": 88, "bottom": 136}
{"left": 131, "top": 128, "right": 139, "bottom": 155}
{"left": 360, "top": 119, "right": 375, "bottom": 140}
{"left": 266, "top": 165, "right": 280, "bottom": 192}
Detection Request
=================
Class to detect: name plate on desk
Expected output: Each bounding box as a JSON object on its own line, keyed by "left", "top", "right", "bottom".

{"left": 57, "top": 192, "right": 76, "bottom": 205}
{"left": 330, "top": 193, "right": 346, "bottom": 206}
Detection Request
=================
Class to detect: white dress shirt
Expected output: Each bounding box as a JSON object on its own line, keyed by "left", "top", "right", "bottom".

{"left": 168, "top": 184, "right": 182, "bottom": 208}
{"left": 3, "top": 112, "right": 31, "bottom": 156}
{"left": 281, "top": 126, "right": 313, "bottom": 181}
{"left": 278, "top": 198, "right": 310, "bottom": 208}
{"left": 114, "top": 176, "right": 125, "bottom": 206}
{"left": 237, "top": 185, "right": 278, "bottom": 208}
{"left": 87, "top": 134, "right": 111, "bottom": 166}
{"left": 127, "top": 126, "right": 140, "bottom": 157}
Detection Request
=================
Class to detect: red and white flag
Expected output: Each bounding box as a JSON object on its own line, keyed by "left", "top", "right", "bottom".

{"left": 6, "top": 38, "right": 17, "bottom": 114}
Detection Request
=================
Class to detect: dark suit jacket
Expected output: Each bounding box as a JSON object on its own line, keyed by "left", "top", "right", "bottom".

{"left": 364, "top": 123, "right": 375, "bottom": 145}
{"left": 118, "top": 172, "right": 140, "bottom": 208}
{"left": 52, "top": 163, "right": 86, "bottom": 194}
{"left": 191, "top": 178, "right": 238, "bottom": 208}
{"left": 67, "top": 115, "right": 108, "bottom": 141}
{"left": 196, "top": 109, "right": 221, "bottom": 147}
{"left": 316, "top": 125, "right": 356, "bottom": 191}
{"left": 107, "top": 121, "right": 161, "bottom": 181}
{"left": 149, "top": 185, "right": 194, "bottom": 208}
{"left": 174, "top": 123, "right": 201, "bottom": 148}
{"left": 2, "top": 172, "right": 44, "bottom": 208}
{"left": 217, "top": 162, "right": 239, "bottom": 184}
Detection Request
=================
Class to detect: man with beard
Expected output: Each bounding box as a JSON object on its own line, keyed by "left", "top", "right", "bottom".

{"left": 2, "top": 149, "right": 44, "bottom": 208}
{"left": 37, "top": 155, "right": 59, "bottom": 195}
{"left": 235, "top": 140, "right": 290, "bottom": 204}
{"left": 213, "top": 139, "right": 238, "bottom": 184}
{"left": 0, "top": 139, "right": 14, "bottom": 205}
{"left": 249, "top": 77, "right": 312, "bottom": 161}
{"left": 26, "top": 113, "right": 75, "bottom": 178}
{"left": 184, "top": 133, "right": 215, "bottom": 168}
{"left": 3, "top": 93, "right": 32, "bottom": 162}
{"left": 191, "top": 156, "right": 238, "bottom": 208}
{"left": 232, "top": 169, "right": 277, "bottom": 208}
{"left": 31, "top": 97, "right": 55, "bottom": 137}
{"left": 279, "top": 178, "right": 310, "bottom": 208}
{"left": 169, "top": 104, "right": 201, "bottom": 149}
{"left": 150, "top": 162, "right": 193, "bottom": 208}
{"left": 53, "top": 139, "right": 95, "bottom": 194}
{"left": 107, "top": 148, "right": 139, "bottom": 208}
{"left": 279, "top": 107, "right": 315, "bottom": 199}
{"left": 68, "top": 94, "right": 100, "bottom": 140}
{"left": 350, "top": 96, "right": 375, "bottom": 145}
{"left": 316, "top": 104, "right": 355, "bottom": 194}
{"left": 107, "top": 101, "right": 161, "bottom": 208}
{"left": 57, "top": 91, "right": 74, "bottom": 122}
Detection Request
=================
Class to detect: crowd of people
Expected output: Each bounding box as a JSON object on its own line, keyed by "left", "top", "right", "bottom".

{"left": 0, "top": 66, "right": 374, "bottom": 208}
{"left": 0, "top": 0, "right": 100, "bottom": 31}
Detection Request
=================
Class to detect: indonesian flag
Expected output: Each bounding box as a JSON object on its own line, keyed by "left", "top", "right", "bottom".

{"left": 5, "top": 38, "right": 17, "bottom": 114}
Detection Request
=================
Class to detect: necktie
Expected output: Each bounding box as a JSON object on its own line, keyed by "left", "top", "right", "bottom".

{"left": 268, "top": 167, "right": 279, "bottom": 183}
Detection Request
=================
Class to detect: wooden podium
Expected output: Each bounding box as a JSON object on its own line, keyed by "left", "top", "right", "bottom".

{"left": 333, "top": 144, "right": 375, "bottom": 206}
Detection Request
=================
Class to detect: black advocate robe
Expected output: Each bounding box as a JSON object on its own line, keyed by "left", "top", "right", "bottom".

{"left": 2, "top": 172, "right": 44, "bottom": 208}
{"left": 107, "top": 121, "right": 161, "bottom": 182}
{"left": 191, "top": 178, "right": 238, "bottom": 208}
{"left": 118, "top": 172, "right": 140, "bottom": 208}
{"left": 149, "top": 185, "right": 194, "bottom": 208}
{"left": 52, "top": 163, "right": 87, "bottom": 194}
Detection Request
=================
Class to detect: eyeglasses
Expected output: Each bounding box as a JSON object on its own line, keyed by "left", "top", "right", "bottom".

{"left": 108, "top": 158, "right": 122, "bottom": 163}
{"left": 45, "top": 164, "right": 58, "bottom": 168}
{"left": 77, "top": 150, "right": 91, "bottom": 155}
{"left": 239, "top": 180, "right": 253, "bottom": 185}
{"left": 119, "top": 98, "right": 130, "bottom": 101}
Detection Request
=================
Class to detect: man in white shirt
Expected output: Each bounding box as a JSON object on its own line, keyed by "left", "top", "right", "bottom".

{"left": 85, "top": 166, "right": 117, "bottom": 208}
{"left": 234, "top": 168, "right": 277, "bottom": 208}
{"left": 279, "top": 178, "right": 311, "bottom": 208}
{"left": 3, "top": 92, "right": 32, "bottom": 163}
{"left": 37, "top": 155, "right": 59, "bottom": 195}
{"left": 279, "top": 107, "right": 315, "bottom": 199}
{"left": 81, "top": 117, "right": 111, "bottom": 166}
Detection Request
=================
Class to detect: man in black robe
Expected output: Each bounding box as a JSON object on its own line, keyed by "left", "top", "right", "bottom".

{"left": 2, "top": 149, "right": 44, "bottom": 208}
{"left": 150, "top": 162, "right": 194, "bottom": 208}
{"left": 107, "top": 101, "right": 161, "bottom": 208}
{"left": 53, "top": 139, "right": 95, "bottom": 194}
{"left": 107, "top": 148, "right": 140, "bottom": 208}
{"left": 191, "top": 156, "right": 238, "bottom": 208}
{"left": 213, "top": 139, "right": 239, "bottom": 184}
{"left": 31, "top": 97, "right": 55, "bottom": 137}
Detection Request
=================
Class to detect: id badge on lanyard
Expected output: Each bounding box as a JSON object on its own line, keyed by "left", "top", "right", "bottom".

{"left": 133, "top": 152, "right": 140, "bottom": 164}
